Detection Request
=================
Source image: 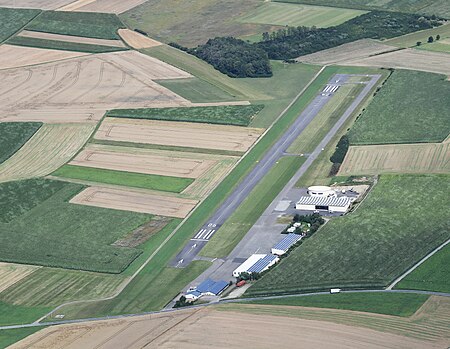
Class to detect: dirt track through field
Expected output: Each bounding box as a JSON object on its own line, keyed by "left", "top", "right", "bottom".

{"left": 71, "top": 145, "right": 217, "bottom": 178}
{"left": 0, "top": 263, "right": 40, "bottom": 294}
{"left": 0, "top": 51, "right": 190, "bottom": 123}
{"left": 10, "top": 298, "right": 449, "bottom": 349}
{"left": 96, "top": 118, "right": 264, "bottom": 152}
{"left": 17, "top": 30, "right": 126, "bottom": 48}
{"left": 0, "top": 124, "right": 95, "bottom": 183}
{"left": 0, "top": 45, "right": 90, "bottom": 70}
{"left": 57, "top": 0, "right": 148, "bottom": 13}
{"left": 118, "top": 29, "right": 162, "bottom": 49}
{"left": 339, "top": 142, "right": 450, "bottom": 175}
{"left": 70, "top": 186, "right": 198, "bottom": 218}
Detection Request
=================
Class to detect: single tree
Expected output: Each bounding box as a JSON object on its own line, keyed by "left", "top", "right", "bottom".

{"left": 428, "top": 36, "right": 434, "bottom": 43}
{"left": 436, "top": 34, "right": 441, "bottom": 41}
{"left": 416, "top": 41, "right": 422, "bottom": 46}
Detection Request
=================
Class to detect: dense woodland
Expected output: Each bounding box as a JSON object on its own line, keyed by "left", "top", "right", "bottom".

{"left": 172, "top": 11, "right": 441, "bottom": 77}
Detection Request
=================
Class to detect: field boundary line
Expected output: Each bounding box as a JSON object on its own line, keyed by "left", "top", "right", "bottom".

{"left": 387, "top": 238, "right": 450, "bottom": 290}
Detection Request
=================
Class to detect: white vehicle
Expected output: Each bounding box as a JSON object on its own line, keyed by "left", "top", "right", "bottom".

{"left": 330, "top": 288, "right": 341, "bottom": 294}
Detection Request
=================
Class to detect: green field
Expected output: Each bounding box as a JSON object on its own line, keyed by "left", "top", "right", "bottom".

{"left": 7, "top": 36, "right": 128, "bottom": 53}
{"left": 0, "top": 122, "right": 41, "bottom": 165}
{"left": 157, "top": 78, "right": 238, "bottom": 102}
{"left": 25, "top": 10, "right": 125, "bottom": 39}
{"left": 200, "top": 156, "right": 305, "bottom": 258}
{"left": 385, "top": 23, "right": 450, "bottom": 48}
{"left": 397, "top": 244, "right": 450, "bottom": 293}
{"left": 416, "top": 40, "right": 450, "bottom": 53}
{"left": 238, "top": 2, "right": 367, "bottom": 28}
{"left": 349, "top": 70, "right": 450, "bottom": 145}
{"left": 53, "top": 165, "right": 193, "bottom": 193}
{"left": 0, "top": 179, "right": 152, "bottom": 273}
{"left": 245, "top": 292, "right": 429, "bottom": 317}
{"left": 106, "top": 105, "right": 264, "bottom": 126}
{"left": 274, "top": 0, "right": 450, "bottom": 18}
{"left": 0, "top": 7, "right": 40, "bottom": 42}
{"left": 0, "top": 301, "right": 51, "bottom": 326}
{"left": 246, "top": 174, "right": 450, "bottom": 296}
{"left": 0, "top": 328, "right": 41, "bottom": 349}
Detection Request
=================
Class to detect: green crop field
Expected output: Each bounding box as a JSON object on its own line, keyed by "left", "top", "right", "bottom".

{"left": 0, "top": 122, "right": 41, "bottom": 165}
{"left": 0, "top": 7, "right": 40, "bottom": 42}
{"left": 238, "top": 2, "right": 367, "bottom": 28}
{"left": 0, "top": 179, "right": 152, "bottom": 273}
{"left": 157, "top": 78, "right": 237, "bottom": 103}
{"left": 417, "top": 41, "right": 450, "bottom": 53}
{"left": 25, "top": 10, "right": 125, "bottom": 39}
{"left": 0, "top": 328, "right": 41, "bottom": 349}
{"left": 246, "top": 174, "right": 450, "bottom": 296}
{"left": 106, "top": 105, "right": 264, "bottom": 126}
{"left": 245, "top": 292, "right": 429, "bottom": 317}
{"left": 274, "top": 0, "right": 450, "bottom": 18}
{"left": 397, "top": 244, "right": 450, "bottom": 293}
{"left": 7, "top": 36, "right": 128, "bottom": 53}
{"left": 385, "top": 23, "right": 450, "bottom": 48}
{"left": 53, "top": 165, "right": 193, "bottom": 193}
{"left": 0, "top": 301, "right": 51, "bottom": 326}
{"left": 200, "top": 156, "right": 305, "bottom": 258}
{"left": 349, "top": 70, "right": 450, "bottom": 145}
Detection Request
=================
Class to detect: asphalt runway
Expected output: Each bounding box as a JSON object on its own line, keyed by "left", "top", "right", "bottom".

{"left": 170, "top": 74, "right": 378, "bottom": 268}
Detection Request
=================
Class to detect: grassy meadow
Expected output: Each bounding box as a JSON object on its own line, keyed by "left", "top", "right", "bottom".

{"left": 25, "top": 11, "right": 125, "bottom": 39}
{"left": 245, "top": 292, "right": 429, "bottom": 317}
{"left": 349, "top": 70, "right": 450, "bottom": 145}
{"left": 53, "top": 165, "right": 193, "bottom": 193}
{"left": 385, "top": 23, "right": 450, "bottom": 47}
{"left": 246, "top": 174, "right": 450, "bottom": 296}
{"left": 7, "top": 36, "right": 128, "bottom": 53}
{"left": 0, "top": 122, "right": 41, "bottom": 165}
{"left": 0, "top": 7, "right": 40, "bottom": 42}
{"left": 397, "top": 244, "right": 450, "bottom": 293}
{"left": 0, "top": 328, "right": 41, "bottom": 349}
{"left": 238, "top": 2, "right": 366, "bottom": 28}
{"left": 0, "top": 179, "right": 152, "bottom": 273}
{"left": 106, "top": 105, "right": 264, "bottom": 126}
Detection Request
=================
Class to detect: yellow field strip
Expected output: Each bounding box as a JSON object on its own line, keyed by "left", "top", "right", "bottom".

{"left": 339, "top": 142, "right": 450, "bottom": 175}
{"left": 0, "top": 124, "right": 95, "bottom": 183}
{"left": 0, "top": 263, "right": 40, "bottom": 294}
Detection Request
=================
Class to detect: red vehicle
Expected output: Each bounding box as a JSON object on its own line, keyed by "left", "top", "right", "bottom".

{"left": 236, "top": 280, "right": 246, "bottom": 287}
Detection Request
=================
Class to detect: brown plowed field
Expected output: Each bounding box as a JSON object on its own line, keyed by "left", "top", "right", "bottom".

{"left": 11, "top": 298, "right": 449, "bottom": 349}
{"left": 17, "top": 30, "right": 126, "bottom": 47}
{"left": 297, "top": 39, "right": 397, "bottom": 65}
{"left": 0, "top": 124, "right": 95, "bottom": 183}
{"left": 339, "top": 142, "right": 450, "bottom": 175}
{"left": 0, "top": 51, "right": 189, "bottom": 123}
{"left": 0, "top": 45, "right": 89, "bottom": 70}
{"left": 70, "top": 186, "right": 198, "bottom": 218}
{"left": 58, "top": 0, "right": 149, "bottom": 14}
{"left": 95, "top": 118, "right": 264, "bottom": 152}
{"left": 70, "top": 145, "right": 217, "bottom": 178}
{"left": 341, "top": 48, "right": 450, "bottom": 77}
{"left": 0, "top": 262, "right": 39, "bottom": 293}
{"left": 118, "top": 29, "right": 162, "bottom": 49}
{"left": 0, "top": 0, "right": 73, "bottom": 9}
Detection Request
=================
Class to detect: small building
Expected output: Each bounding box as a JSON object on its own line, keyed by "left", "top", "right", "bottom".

{"left": 233, "top": 254, "right": 279, "bottom": 277}
{"left": 296, "top": 196, "right": 351, "bottom": 213}
{"left": 185, "top": 278, "right": 229, "bottom": 300}
{"left": 307, "top": 185, "right": 336, "bottom": 198}
{"left": 271, "top": 233, "right": 302, "bottom": 256}
{"left": 184, "top": 290, "right": 202, "bottom": 301}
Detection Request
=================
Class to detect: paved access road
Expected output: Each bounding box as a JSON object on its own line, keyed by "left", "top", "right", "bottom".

{"left": 171, "top": 74, "right": 380, "bottom": 268}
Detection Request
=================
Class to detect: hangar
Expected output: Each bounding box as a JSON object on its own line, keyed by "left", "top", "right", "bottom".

{"left": 296, "top": 196, "right": 351, "bottom": 213}
{"left": 233, "top": 254, "right": 279, "bottom": 277}
{"left": 271, "top": 233, "right": 302, "bottom": 256}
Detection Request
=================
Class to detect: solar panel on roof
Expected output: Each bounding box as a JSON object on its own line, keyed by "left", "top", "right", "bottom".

{"left": 209, "top": 280, "right": 228, "bottom": 295}
{"left": 196, "top": 278, "right": 215, "bottom": 293}
{"left": 296, "top": 196, "right": 350, "bottom": 207}
{"left": 273, "top": 233, "right": 302, "bottom": 252}
{"left": 247, "top": 254, "right": 277, "bottom": 273}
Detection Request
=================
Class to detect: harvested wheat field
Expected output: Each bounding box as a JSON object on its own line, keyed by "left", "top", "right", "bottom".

{"left": 297, "top": 39, "right": 397, "bottom": 65}
{"left": 70, "top": 144, "right": 218, "bottom": 178}
{"left": 118, "top": 29, "right": 162, "bottom": 49}
{"left": 11, "top": 298, "right": 449, "bottom": 349}
{"left": 341, "top": 49, "right": 450, "bottom": 77}
{"left": 96, "top": 118, "right": 264, "bottom": 152}
{"left": 58, "top": 0, "right": 149, "bottom": 14}
{"left": 17, "top": 30, "right": 126, "bottom": 48}
{"left": 0, "top": 262, "right": 39, "bottom": 294}
{"left": 0, "top": 0, "right": 73, "bottom": 9}
{"left": 340, "top": 142, "right": 450, "bottom": 175}
{"left": 0, "top": 124, "right": 94, "bottom": 183}
{"left": 0, "top": 45, "right": 90, "bottom": 70}
{"left": 0, "top": 110, "right": 105, "bottom": 124}
{"left": 0, "top": 51, "right": 189, "bottom": 121}
{"left": 70, "top": 186, "right": 198, "bottom": 218}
